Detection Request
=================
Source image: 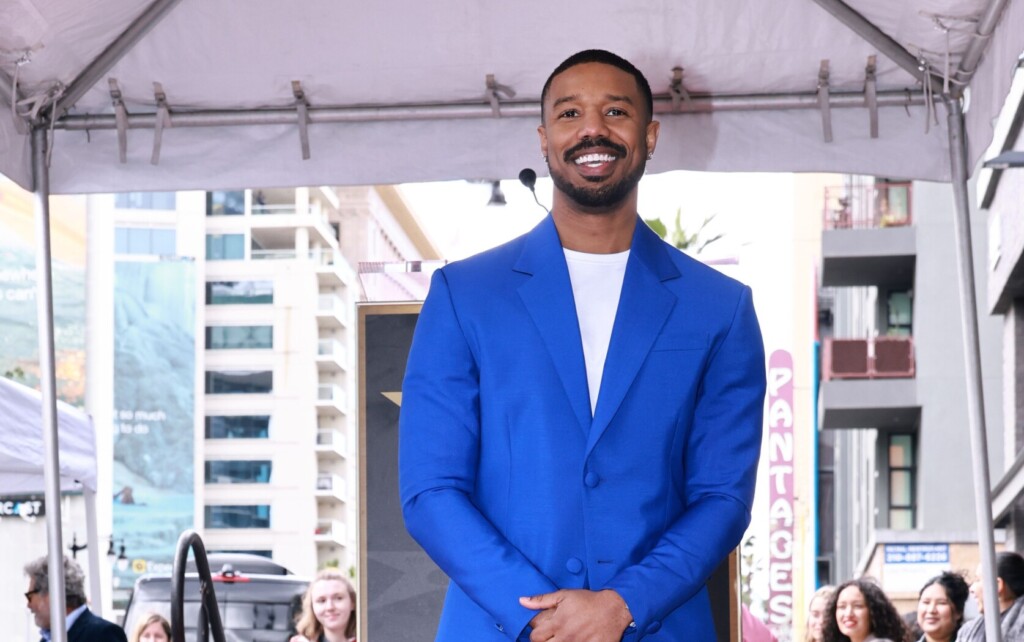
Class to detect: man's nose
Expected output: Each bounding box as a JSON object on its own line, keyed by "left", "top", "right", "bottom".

{"left": 577, "top": 112, "right": 610, "bottom": 139}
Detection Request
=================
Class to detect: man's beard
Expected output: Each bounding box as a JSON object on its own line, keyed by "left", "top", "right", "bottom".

{"left": 548, "top": 140, "right": 647, "bottom": 210}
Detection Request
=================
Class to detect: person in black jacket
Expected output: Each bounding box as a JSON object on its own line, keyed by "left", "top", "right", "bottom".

{"left": 24, "top": 554, "right": 128, "bottom": 642}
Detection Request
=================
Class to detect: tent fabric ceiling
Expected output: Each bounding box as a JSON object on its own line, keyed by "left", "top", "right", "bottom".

{"left": 1, "top": 0, "right": 1023, "bottom": 193}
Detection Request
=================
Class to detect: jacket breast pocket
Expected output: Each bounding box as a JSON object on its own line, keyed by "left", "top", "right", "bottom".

{"left": 651, "top": 331, "right": 708, "bottom": 352}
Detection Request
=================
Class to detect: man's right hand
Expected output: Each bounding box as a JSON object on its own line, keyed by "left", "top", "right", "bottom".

{"left": 520, "top": 589, "right": 633, "bottom": 642}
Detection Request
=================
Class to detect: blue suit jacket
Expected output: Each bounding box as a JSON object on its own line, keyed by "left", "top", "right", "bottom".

{"left": 400, "top": 215, "right": 765, "bottom": 641}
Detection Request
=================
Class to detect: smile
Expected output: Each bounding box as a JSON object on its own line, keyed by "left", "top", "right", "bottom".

{"left": 574, "top": 153, "right": 617, "bottom": 167}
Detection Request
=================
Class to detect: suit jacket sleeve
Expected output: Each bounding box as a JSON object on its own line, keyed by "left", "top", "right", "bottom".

{"left": 399, "top": 269, "right": 558, "bottom": 639}
{"left": 605, "top": 285, "right": 766, "bottom": 634}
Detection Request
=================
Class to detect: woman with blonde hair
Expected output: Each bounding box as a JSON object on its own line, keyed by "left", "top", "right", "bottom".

{"left": 130, "top": 613, "right": 171, "bottom": 642}
{"left": 290, "top": 569, "right": 357, "bottom": 642}
{"left": 807, "top": 586, "right": 837, "bottom": 642}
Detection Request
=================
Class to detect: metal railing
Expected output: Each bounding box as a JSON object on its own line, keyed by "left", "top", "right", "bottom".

{"left": 171, "top": 530, "right": 226, "bottom": 642}
{"left": 822, "top": 336, "right": 915, "bottom": 380}
{"left": 823, "top": 183, "right": 913, "bottom": 230}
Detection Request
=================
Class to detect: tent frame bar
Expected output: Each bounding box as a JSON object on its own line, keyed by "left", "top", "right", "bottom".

{"left": 956, "top": 0, "right": 1012, "bottom": 84}
{"left": 810, "top": 0, "right": 945, "bottom": 94}
{"left": 53, "top": 88, "right": 926, "bottom": 132}
{"left": 945, "top": 95, "right": 1003, "bottom": 642}
{"left": 0, "top": 68, "right": 16, "bottom": 109}
{"left": 51, "top": 0, "right": 185, "bottom": 122}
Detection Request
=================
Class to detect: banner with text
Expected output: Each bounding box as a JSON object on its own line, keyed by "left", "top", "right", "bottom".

{"left": 767, "top": 349, "right": 795, "bottom": 640}
{"left": 112, "top": 259, "right": 196, "bottom": 594}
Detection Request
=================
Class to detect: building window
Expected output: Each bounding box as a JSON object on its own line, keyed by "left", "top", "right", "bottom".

{"left": 205, "top": 415, "right": 270, "bottom": 439}
{"left": 205, "top": 370, "right": 273, "bottom": 394}
{"left": 205, "top": 280, "right": 273, "bottom": 304}
{"left": 115, "top": 192, "right": 177, "bottom": 210}
{"left": 205, "top": 505, "right": 270, "bottom": 529}
{"left": 887, "top": 291, "right": 913, "bottom": 336}
{"left": 207, "top": 191, "right": 245, "bottom": 216}
{"left": 208, "top": 549, "right": 273, "bottom": 558}
{"left": 206, "top": 234, "right": 245, "bottom": 260}
{"left": 115, "top": 227, "right": 177, "bottom": 256}
{"left": 205, "top": 460, "right": 272, "bottom": 484}
{"left": 888, "top": 433, "right": 916, "bottom": 529}
{"left": 206, "top": 326, "right": 273, "bottom": 350}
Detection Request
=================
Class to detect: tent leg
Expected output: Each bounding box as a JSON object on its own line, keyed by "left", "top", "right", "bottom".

{"left": 32, "top": 125, "right": 69, "bottom": 642}
{"left": 85, "top": 488, "right": 103, "bottom": 617}
{"left": 945, "top": 96, "right": 1002, "bottom": 642}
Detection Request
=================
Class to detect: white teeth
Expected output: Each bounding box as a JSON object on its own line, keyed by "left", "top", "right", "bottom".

{"left": 574, "top": 153, "right": 616, "bottom": 165}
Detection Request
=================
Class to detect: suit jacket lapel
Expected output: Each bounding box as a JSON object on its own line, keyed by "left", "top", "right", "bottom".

{"left": 587, "top": 220, "right": 678, "bottom": 456}
{"left": 515, "top": 216, "right": 592, "bottom": 436}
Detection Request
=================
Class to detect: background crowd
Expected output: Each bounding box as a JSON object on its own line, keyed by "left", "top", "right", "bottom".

{"left": 800, "top": 551, "right": 1024, "bottom": 642}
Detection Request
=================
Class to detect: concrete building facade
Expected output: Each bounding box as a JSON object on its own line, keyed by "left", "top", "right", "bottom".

{"left": 817, "top": 175, "right": 1003, "bottom": 611}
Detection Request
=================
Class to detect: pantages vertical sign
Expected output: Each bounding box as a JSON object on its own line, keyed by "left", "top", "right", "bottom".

{"left": 767, "top": 350, "right": 795, "bottom": 639}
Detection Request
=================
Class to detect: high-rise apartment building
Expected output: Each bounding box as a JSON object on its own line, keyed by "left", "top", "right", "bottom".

{"left": 816, "top": 176, "right": 1003, "bottom": 610}
{"left": 83, "top": 186, "right": 438, "bottom": 607}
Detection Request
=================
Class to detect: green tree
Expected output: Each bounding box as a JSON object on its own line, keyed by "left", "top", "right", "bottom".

{"left": 3, "top": 366, "right": 26, "bottom": 381}
{"left": 644, "top": 207, "right": 723, "bottom": 255}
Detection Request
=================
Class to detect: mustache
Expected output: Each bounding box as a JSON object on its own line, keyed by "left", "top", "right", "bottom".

{"left": 562, "top": 137, "right": 628, "bottom": 162}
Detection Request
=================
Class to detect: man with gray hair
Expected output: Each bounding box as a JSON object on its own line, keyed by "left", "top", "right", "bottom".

{"left": 24, "top": 554, "right": 127, "bottom": 642}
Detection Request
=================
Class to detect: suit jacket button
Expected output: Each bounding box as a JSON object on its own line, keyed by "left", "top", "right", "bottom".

{"left": 584, "top": 472, "right": 599, "bottom": 487}
{"left": 495, "top": 623, "right": 504, "bottom": 632}
{"left": 566, "top": 557, "right": 584, "bottom": 574}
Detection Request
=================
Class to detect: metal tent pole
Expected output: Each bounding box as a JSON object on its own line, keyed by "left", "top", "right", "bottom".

{"left": 84, "top": 487, "right": 103, "bottom": 617}
{"left": 945, "top": 96, "right": 1002, "bottom": 642}
{"left": 32, "top": 125, "right": 69, "bottom": 642}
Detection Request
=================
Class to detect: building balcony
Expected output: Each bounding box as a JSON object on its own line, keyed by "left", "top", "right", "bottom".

{"left": 315, "top": 428, "right": 348, "bottom": 459}
{"left": 316, "top": 293, "right": 349, "bottom": 329}
{"left": 315, "top": 473, "right": 347, "bottom": 502}
{"left": 315, "top": 249, "right": 355, "bottom": 288}
{"left": 313, "top": 519, "right": 347, "bottom": 547}
{"left": 821, "top": 183, "right": 916, "bottom": 289}
{"left": 316, "top": 384, "right": 348, "bottom": 416}
{"left": 820, "top": 337, "right": 920, "bottom": 430}
{"left": 316, "top": 338, "right": 347, "bottom": 373}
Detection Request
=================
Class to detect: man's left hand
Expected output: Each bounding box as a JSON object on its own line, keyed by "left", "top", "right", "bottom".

{"left": 519, "top": 589, "right": 633, "bottom": 642}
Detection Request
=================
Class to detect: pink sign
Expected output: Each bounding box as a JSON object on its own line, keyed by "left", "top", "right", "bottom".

{"left": 767, "top": 350, "right": 795, "bottom": 639}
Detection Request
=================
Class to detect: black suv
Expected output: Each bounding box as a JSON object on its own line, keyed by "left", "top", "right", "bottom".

{"left": 122, "top": 554, "right": 309, "bottom": 642}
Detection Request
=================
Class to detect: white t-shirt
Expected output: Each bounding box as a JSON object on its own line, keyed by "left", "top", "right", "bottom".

{"left": 563, "top": 248, "right": 630, "bottom": 415}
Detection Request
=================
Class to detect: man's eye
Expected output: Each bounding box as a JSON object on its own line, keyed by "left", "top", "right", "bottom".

{"left": 607, "top": 108, "right": 626, "bottom": 116}
{"left": 558, "top": 109, "right": 579, "bottom": 118}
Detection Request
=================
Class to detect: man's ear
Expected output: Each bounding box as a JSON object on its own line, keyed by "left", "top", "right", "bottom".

{"left": 538, "top": 125, "right": 548, "bottom": 160}
{"left": 646, "top": 119, "right": 660, "bottom": 156}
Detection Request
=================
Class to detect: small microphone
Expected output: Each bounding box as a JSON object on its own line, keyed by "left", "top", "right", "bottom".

{"left": 518, "top": 168, "right": 548, "bottom": 213}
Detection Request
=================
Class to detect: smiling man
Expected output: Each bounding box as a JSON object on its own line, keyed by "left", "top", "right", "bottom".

{"left": 400, "top": 49, "right": 766, "bottom": 641}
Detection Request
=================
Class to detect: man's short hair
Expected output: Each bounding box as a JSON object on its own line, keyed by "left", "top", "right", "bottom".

{"left": 541, "top": 49, "right": 654, "bottom": 122}
{"left": 24, "top": 554, "right": 88, "bottom": 609}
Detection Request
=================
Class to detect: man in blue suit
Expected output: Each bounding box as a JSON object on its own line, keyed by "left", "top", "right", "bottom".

{"left": 400, "top": 49, "right": 766, "bottom": 641}
{"left": 24, "top": 555, "right": 128, "bottom": 642}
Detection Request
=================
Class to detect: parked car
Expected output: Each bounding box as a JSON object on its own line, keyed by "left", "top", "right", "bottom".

{"left": 122, "top": 554, "right": 308, "bottom": 642}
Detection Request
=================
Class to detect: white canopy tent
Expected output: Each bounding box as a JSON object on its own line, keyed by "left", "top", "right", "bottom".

{"left": 0, "top": 376, "right": 103, "bottom": 616}
{"left": 2, "top": 2, "right": 1023, "bottom": 640}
